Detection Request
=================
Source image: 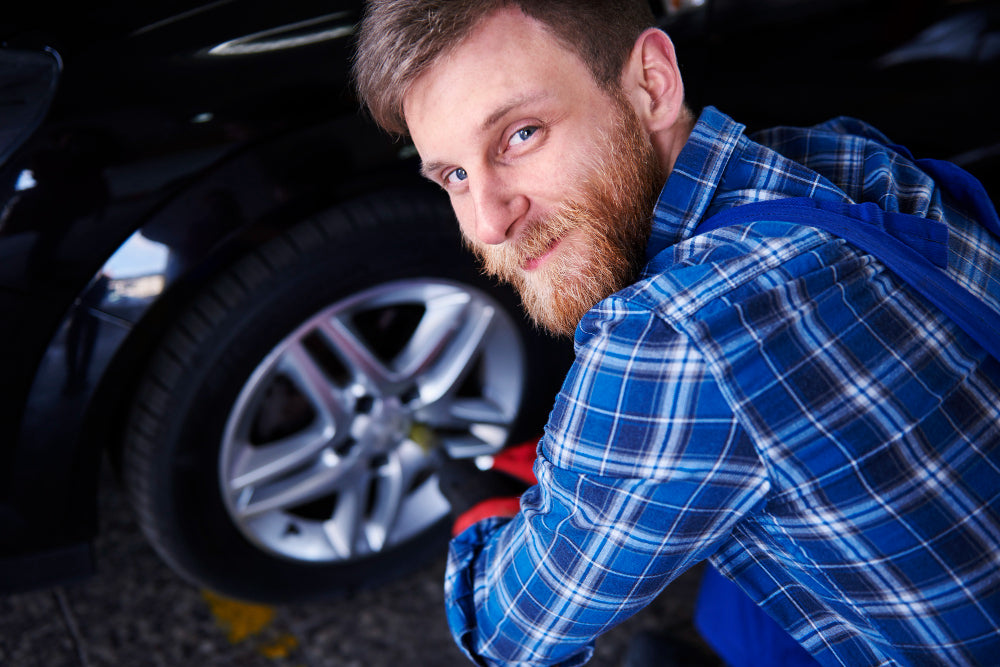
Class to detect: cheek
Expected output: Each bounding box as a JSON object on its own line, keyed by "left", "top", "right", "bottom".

{"left": 450, "top": 201, "right": 478, "bottom": 244}
{"left": 543, "top": 141, "right": 598, "bottom": 196}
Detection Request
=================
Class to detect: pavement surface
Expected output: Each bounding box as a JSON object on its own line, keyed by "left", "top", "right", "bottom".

{"left": 1, "top": 464, "right": 716, "bottom": 667}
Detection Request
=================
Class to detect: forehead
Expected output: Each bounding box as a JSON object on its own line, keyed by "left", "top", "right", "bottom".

{"left": 402, "top": 7, "right": 602, "bottom": 142}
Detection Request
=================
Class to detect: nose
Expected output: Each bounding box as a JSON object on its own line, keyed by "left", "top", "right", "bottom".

{"left": 467, "top": 171, "right": 528, "bottom": 246}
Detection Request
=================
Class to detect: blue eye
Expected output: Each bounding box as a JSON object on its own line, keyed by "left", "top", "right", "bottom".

{"left": 509, "top": 126, "right": 537, "bottom": 147}
{"left": 445, "top": 167, "right": 468, "bottom": 185}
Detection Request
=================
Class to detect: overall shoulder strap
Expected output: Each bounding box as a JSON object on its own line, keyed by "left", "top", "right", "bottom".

{"left": 895, "top": 141, "right": 1000, "bottom": 239}
{"left": 694, "top": 196, "right": 1000, "bottom": 361}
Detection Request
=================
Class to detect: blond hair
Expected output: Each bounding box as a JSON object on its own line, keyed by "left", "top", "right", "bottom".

{"left": 352, "top": 0, "right": 656, "bottom": 136}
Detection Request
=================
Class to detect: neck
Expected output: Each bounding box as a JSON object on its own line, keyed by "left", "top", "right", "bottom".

{"left": 652, "top": 106, "right": 696, "bottom": 177}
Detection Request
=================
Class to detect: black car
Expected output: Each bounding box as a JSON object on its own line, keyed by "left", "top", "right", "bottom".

{"left": 1, "top": 0, "right": 997, "bottom": 604}
{"left": 0, "top": 0, "right": 572, "bottom": 603}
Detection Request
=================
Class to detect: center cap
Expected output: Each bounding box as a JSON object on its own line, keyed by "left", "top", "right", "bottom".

{"left": 363, "top": 396, "right": 411, "bottom": 451}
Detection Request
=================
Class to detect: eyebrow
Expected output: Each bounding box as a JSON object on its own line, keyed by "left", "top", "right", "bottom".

{"left": 418, "top": 89, "right": 552, "bottom": 181}
{"left": 480, "top": 90, "right": 549, "bottom": 133}
{"left": 419, "top": 160, "right": 447, "bottom": 181}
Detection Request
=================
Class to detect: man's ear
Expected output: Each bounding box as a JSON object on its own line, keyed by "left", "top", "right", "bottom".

{"left": 620, "top": 28, "right": 685, "bottom": 133}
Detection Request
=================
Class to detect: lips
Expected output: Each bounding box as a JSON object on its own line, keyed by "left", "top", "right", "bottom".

{"left": 522, "top": 237, "right": 562, "bottom": 271}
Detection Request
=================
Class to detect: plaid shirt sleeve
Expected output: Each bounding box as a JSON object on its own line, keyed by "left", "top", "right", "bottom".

{"left": 445, "top": 294, "right": 770, "bottom": 666}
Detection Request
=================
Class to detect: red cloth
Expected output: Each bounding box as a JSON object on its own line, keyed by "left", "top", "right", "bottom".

{"left": 450, "top": 438, "right": 540, "bottom": 536}
{"left": 489, "top": 439, "right": 538, "bottom": 485}
{"left": 452, "top": 497, "right": 522, "bottom": 536}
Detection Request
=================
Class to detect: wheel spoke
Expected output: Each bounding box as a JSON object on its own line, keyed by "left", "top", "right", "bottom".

{"left": 392, "top": 291, "right": 472, "bottom": 377}
{"left": 363, "top": 440, "right": 431, "bottom": 550}
{"left": 317, "top": 315, "right": 397, "bottom": 393}
{"left": 230, "top": 451, "right": 360, "bottom": 519}
{"left": 224, "top": 337, "right": 355, "bottom": 492}
{"left": 403, "top": 296, "right": 495, "bottom": 406}
{"left": 441, "top": 428, "right": 510, "bottom": 459}
{"left": 279, "top": 339, "right": 351, "bottom": 426}
{"left": 414, "top": 395, "right": 511, "bottom": 433}
{"left": 447, "top": 396, "right": 512, "bottom": 425}
{"left": 322, "top": 470, "right": 373, "bottom": 559}
{"left": 226, "top": 427, "right": 333, "bottom": 490}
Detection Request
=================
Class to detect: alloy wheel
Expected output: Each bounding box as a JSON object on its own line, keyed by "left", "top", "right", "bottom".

{"left": 218, "top": 279, "right": 525, "bottom": 562}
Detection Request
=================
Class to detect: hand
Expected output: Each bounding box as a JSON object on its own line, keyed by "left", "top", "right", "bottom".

{"left": 436, "top": 439, "right": 539, "bottom": 536}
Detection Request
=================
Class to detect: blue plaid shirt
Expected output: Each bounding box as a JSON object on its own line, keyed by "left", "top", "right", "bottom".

{"left": 445, "top": 107, "right": 1000, "bottom": 666}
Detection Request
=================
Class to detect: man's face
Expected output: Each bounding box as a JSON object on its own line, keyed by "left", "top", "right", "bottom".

{"left": 404, "top": 8, "right": 664, "bottom": 336}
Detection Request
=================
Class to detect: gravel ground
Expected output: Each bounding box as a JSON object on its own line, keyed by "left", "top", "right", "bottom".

{"left": 1, "top": 466, "right": 715, "bottom": 667}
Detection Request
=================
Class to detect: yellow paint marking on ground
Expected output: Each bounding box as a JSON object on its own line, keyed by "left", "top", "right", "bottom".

{"left": 202, "top": 590, "right": 274, "bottom": 642}
{"left": 201, "top": 590, "right": 300, "bottom": 659}
{"left": 259, "top": 633, "right": 300, "bottom": 659}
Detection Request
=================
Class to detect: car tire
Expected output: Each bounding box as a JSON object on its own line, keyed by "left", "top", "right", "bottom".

{"left": 121, "top": 188, "right": 567, "bottom": 603}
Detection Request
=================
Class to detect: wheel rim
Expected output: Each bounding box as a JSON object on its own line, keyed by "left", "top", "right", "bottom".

{"left": 219, "top": 279, "right": 525, "bottom": 563}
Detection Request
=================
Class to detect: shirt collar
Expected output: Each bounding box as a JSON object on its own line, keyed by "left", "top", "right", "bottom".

{"left": 645, "top": 106, "right": 747, "bottom": 261}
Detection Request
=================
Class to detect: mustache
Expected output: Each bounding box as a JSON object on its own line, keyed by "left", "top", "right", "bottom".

{"left": 464, "top": 203, "right": 577, "bottom": 277}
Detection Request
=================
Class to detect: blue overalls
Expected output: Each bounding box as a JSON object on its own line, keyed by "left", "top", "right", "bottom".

{"left": 690, "top": 154, "right": 1000, "bottom": 666}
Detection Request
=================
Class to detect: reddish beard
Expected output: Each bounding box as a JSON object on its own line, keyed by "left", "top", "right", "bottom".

{"left": 466, "top": 97, "right": 664, "bottom": 336}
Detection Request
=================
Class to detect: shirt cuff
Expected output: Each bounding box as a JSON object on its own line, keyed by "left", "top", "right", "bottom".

{"left": 444, "top": 516, "right": 595, "bottom": 667}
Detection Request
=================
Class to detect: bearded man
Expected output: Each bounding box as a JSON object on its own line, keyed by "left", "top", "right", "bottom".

{"left": 353, "top": 1, "right": 1000, "bottom": 665}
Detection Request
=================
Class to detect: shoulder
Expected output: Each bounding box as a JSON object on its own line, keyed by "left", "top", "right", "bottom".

{"left": 751, "top": 116, "right": 893, "bottom": 155}
{"left": 569, "top": 288, "right": 692, "bottom": 385}
{"left": 750, "top": 118, "right": 937, "bottom": 215}
{"left": 633, "top": 222, "right": 851, "bottom": 332}
{"left": 549, "top": 291, "right": 747, "bottom": 479}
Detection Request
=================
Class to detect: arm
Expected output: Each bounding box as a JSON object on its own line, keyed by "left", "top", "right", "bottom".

{"left": 444, "top": 295, "right": 772, "bottom": 666}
